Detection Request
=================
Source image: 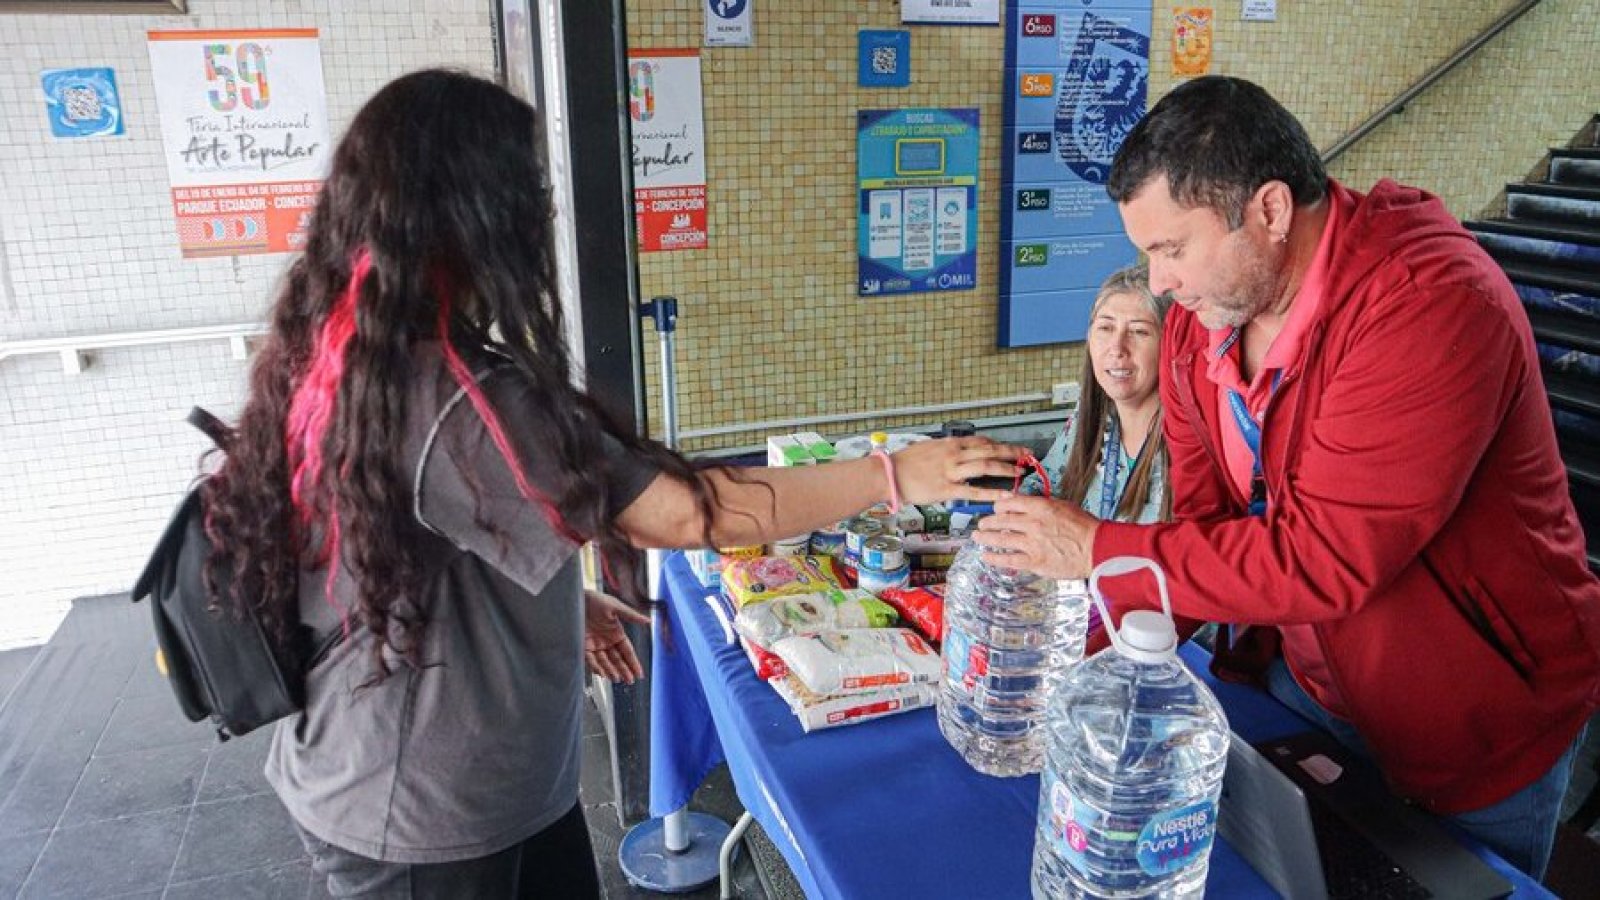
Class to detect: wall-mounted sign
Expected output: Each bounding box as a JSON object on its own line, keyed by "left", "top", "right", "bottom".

{"left": 998, "top": 3, "right": 1150, "bottom": 348}
{"left": 147, "top": 29, "right": 330, "bottom": 258}
{"left": 902, "top": 0, "right": 999, "bottom": 25}
{"left": 858, "top": 30, "right": 911, "bottom": 87}
{"left": 1173, "top": 7, "right": 1215, "bottom": 75}
{"left": 1242, "top": 0, "right": 1277, "bottom": 21}
{"left": 41, "top": 68, "right": 124, "bottom": 139}
{"left": 858, "top": 108, "right": 979, "bottom": 297}
{"left": 704, "top": 0, "right": 753, "bottom": 47}
{"left": 628, "top": 50, "right": 709, "bottom": 253}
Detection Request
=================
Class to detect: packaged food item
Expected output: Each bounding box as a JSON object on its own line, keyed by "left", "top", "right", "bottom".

{"left": 809, "top": 555, "right": 856, "bottom": 589}
{"left": 793, "top": 431, "right": 838, "bottom": 464}
{"left": 859, "top": 535, "right": 906, "bottom": 572}
{"left": 843, "top": 517, "right": 885, "bottom": 564}
{"left": 721, "top": 556, "right": 848, "bottom": 607}
{"left": 878, "top": 584, "right": 946, "bottom": 644}
{"left": 917, "top": 503, "right": 952, "bottom": 534}
{"left": 857, "top": 562, "right": 911, "bottom": 595}
{"left": 734, "top": 590, "right": 898, "bottom": 649}
{"left": 809, "top": 528, "right": 847, "bottom": 558}
{"left": 771, "top": 628, "right": 942, "bottom": 694}
{"left": 771, "top": 534, "right": 811, "bottom": 557}
{"left": 770, "top": 673, "right": 936, "bottom": 733}
{"left": 744, "top": 639, "right": 788, "bottom": 680}
{"left": 686, "top": 548, "right": 724, "bottom": 588}
{"left": 767, "top": 434, "right": 813, "bottom": 467}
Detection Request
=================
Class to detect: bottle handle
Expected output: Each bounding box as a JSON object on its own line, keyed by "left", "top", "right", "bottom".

{"left": 1088, "top": 556, "right": 1173, "bottom": 658}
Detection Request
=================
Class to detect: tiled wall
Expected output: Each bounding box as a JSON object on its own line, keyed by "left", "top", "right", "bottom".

{"left": 3, "top": 1, "right": 1596, "bottom": 647}
{"left": 0, "top": 2, "right": 494, "bottom": 648}
{"left": 627, "top": 0, "right": 1600, "bottom": 453}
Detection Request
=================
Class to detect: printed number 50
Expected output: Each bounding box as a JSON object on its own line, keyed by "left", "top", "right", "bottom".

{"left": 204, "top": 43, "right": 271, "bottom": 113}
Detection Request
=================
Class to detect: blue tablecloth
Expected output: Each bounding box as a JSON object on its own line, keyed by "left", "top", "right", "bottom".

{"left": 650, "top": 551, "right": 1551, "bottom": 899}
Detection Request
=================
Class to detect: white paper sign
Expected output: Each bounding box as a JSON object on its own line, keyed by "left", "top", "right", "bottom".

{"left": 1242, "top": 0, "right": 1277, "bottom": 21}
{"left": 902, "top": 0, "right": 999, "bottom": 25}
{"left": 705, "top": 0, "right": 754, "bottom": 46}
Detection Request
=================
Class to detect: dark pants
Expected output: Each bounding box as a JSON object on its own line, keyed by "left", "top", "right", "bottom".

{"left": 296, "top": 802, "right": 601, "bottom": 899}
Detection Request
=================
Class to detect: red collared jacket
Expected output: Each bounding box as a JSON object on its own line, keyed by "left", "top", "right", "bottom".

{"left": 1094, "top": 179, "right": 1600, "bottom": 814}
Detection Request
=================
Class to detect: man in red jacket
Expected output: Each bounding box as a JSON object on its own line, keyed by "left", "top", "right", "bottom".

{"left": 978, "top": 75, "right": 1600, "bottom": 878}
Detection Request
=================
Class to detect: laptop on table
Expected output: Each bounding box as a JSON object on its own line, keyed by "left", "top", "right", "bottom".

{"left": 1218, "top": 730, "right": 1514, "bottom": 900}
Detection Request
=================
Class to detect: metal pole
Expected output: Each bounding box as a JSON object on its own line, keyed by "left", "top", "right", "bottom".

{"left": 619, "top": 297, "right": 731, "bottom": 891}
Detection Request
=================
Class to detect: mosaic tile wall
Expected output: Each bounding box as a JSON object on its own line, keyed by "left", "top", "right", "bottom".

{"left": 0, "top": 1, "right": 495, "bottom": 647}
{"left": 627, "top": 0, "right": 1597, "bottom": 451}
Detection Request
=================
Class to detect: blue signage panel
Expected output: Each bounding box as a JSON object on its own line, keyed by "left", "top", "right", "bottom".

{"left": 998, "top": 2, "right": 1150, "bottom": 347}
{"left": 859, "top": 30, "right": 912, "bottom": 88}
{"left": 41, "top": 67, "right": 124, "bottom": 139}
{"left": 858, "top": 108, "right": 980, "bottom": 297}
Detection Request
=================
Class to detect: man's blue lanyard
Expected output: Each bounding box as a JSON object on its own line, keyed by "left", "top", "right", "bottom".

{"left": 1226, "top": 371, "right": 1283, "bottom": 517}
{"left": 1098, "top": 415, "right": 1125, "bottom": 520}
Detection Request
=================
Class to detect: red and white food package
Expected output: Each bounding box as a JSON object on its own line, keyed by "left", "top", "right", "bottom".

{"left": 768, "top": 673, "right": 936, "bottom": 733}
{"left": 877, "top": 584, "right": 946, "bottom": 645}
{"left": 770, "top": 628, "right": 941, "bottom": 695}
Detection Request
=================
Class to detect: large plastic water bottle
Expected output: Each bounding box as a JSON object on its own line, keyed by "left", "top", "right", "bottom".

{"left": 1031, "top": 557, "right": 1230, "bottom": 899}
{"left": 937, "top": 543, "right": 1090, "bottom": 776}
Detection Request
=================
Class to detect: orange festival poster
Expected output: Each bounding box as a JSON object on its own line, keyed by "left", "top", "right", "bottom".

{"left": 1172, "top": 7, "right": 1214, "bottom": 77}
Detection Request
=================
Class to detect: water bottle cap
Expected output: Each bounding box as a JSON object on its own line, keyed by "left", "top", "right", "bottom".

{"left": 1118, "top": 609, "right": 1177, "bottom": 658}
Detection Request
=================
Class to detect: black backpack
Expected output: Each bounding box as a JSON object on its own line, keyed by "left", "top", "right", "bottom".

{"left": 132, "top": 407, "right": 338, "bottom": 740}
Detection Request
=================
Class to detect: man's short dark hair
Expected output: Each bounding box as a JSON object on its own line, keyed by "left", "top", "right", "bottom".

{"left": 1107, "top": 76, "right": 1326, "bottom": 228}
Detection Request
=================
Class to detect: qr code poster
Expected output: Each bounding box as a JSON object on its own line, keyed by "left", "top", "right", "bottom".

{"left": 858, "top": 30, "right": 910, "bottom": 88}
{"left": 42, "top": 68, "right": 125, "bottom": 139}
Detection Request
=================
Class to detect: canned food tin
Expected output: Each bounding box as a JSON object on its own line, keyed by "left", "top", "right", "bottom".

{"left": 857, "top": 562, "right": 911, "bottom": 595}
{"left": 843, "top": 517, "right": 885, "bottom": 563}
{"left": 771, "top": 535, "right": 811, "bottom": 557}
{"left": 810, "top": 529, "right": 847, "bottom": 558}
{"left": 860, "top": 535, "right": 906, "bottom": 572}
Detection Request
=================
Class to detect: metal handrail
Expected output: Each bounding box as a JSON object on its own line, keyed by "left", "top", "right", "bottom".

{"left": 1321, "top": 0, "right": 1544, "bottom": 165}
{"left": 0, "top": 323, "right": 267, "bottom": 373}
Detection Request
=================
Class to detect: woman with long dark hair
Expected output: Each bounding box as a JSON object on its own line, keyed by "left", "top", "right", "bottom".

{"left": 202, "top": 69, "right": 1020, "bottom": 897}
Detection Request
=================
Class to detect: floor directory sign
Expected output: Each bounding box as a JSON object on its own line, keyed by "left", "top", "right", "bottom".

{"left": 147, "top": 29, "right": 330, "bottom": 258}
{"left": 998, "top": 3, "right": 1150, "bottom": 347}
{"left": 858, "top": 108, "right": 979, "bottom": 296}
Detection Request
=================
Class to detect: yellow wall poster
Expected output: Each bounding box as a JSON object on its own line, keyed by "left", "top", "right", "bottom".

{"left": 1172, "top": 7, "right": 1214, "bottom": 77}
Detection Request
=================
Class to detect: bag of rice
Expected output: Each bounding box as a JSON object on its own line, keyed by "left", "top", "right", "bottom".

{"left": 734, "top": 589, "right": 899, "bottom": 649}
{"left": 769, "top": 673, "right": 936, "bottom": 732}
{"left": 771, "top": 628, "right": 941, "bottom": 695}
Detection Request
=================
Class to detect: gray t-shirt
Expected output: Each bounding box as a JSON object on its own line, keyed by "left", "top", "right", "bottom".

{"left": 265, "top": 344, "right": 660, "bottom": 864}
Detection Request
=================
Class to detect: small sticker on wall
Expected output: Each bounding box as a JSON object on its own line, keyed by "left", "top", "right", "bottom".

{"left": 1173, "top": 7, "right": 1214, "bottom": 76}
{"left": 42, "top": 68, "right": 125, "bottom": 138}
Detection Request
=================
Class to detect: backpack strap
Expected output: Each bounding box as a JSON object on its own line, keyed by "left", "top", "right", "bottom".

{"left": 187, "top": 406, "right": 232, "bottom": 449}
{"left": 412, "top": 363, "right": 509, "bottom": 538}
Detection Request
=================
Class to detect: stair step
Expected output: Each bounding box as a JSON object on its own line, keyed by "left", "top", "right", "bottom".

{"left": 1546, "top": 370, "right": 1600, "bottom": 418}
{"left": 1500, "top": 259, "right": 1600, "bottom": 299}
{"left": 1559, "top": 435, "right": 1600, "bottom": 491}
{"left": 1507, "top": 183, "right": 1600, "bottom": 228}
{"left": 1550, "top": 149, "right": 1600, "bottom": 188}
{"left": 1529, "top": 307, "right": 1600, "bottom": 356}
{"left": 1469, "top": 218, "right": 1600, "bottom": 268}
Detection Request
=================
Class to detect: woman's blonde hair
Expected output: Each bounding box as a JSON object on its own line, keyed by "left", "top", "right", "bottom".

{"left": 1056, "top": 263, "right": 1173, "bottom": 521}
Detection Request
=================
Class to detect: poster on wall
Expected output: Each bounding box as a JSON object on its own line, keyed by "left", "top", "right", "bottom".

{"left": 998, "top": 4, "right": 1150, "bottom": 347}
{"left": 628, "top": 50, "right": 709, "bottom": 253}
{"left": 902, "top": 0, "right": 999, "bottom": 25}
{"left": 857, "top": 108, "right": 979, "bottom": 296}
{"left": 1173, "top": 7, "right": 1215, "bottom": 75}
{"left": 41, "top": 68, "right": 125, "bottom": 139}
{"left": 147, "top": 29, "right": 330, "bottom": 258}
{"left": 704, "top": 0, "right": 754, "bottom": 47}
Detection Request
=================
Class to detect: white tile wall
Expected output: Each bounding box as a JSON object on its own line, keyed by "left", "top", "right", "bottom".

{"left": 0, "top": 2, "right": 496, "bottom": 648}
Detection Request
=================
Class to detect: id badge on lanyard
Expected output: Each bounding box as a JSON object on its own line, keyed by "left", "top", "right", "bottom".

{"left": 1098, "top": 416, "right": 1125, "bottom": 520}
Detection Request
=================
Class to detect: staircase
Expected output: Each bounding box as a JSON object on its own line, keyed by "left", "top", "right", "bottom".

{"left": 1466, "top": 115, "right": 1600, "bottom": 572}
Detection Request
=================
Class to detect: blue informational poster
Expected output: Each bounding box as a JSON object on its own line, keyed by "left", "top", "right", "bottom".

{"left": 41, "top": 68, "right": 124, "bottom": 139}
{"left": 998, "top": 2, "right": 1151, "bottom": 348}
{"left": 858, "top": 108, "right": 979, "bottom": 296}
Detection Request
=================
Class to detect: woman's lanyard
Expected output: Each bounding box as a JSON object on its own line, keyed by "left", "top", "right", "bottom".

{"left": 1097, "top": 415, "right": 1137, "bottom": 520}
{"left": 1225, "top": 370, "right": 1283, "bottom": 517}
